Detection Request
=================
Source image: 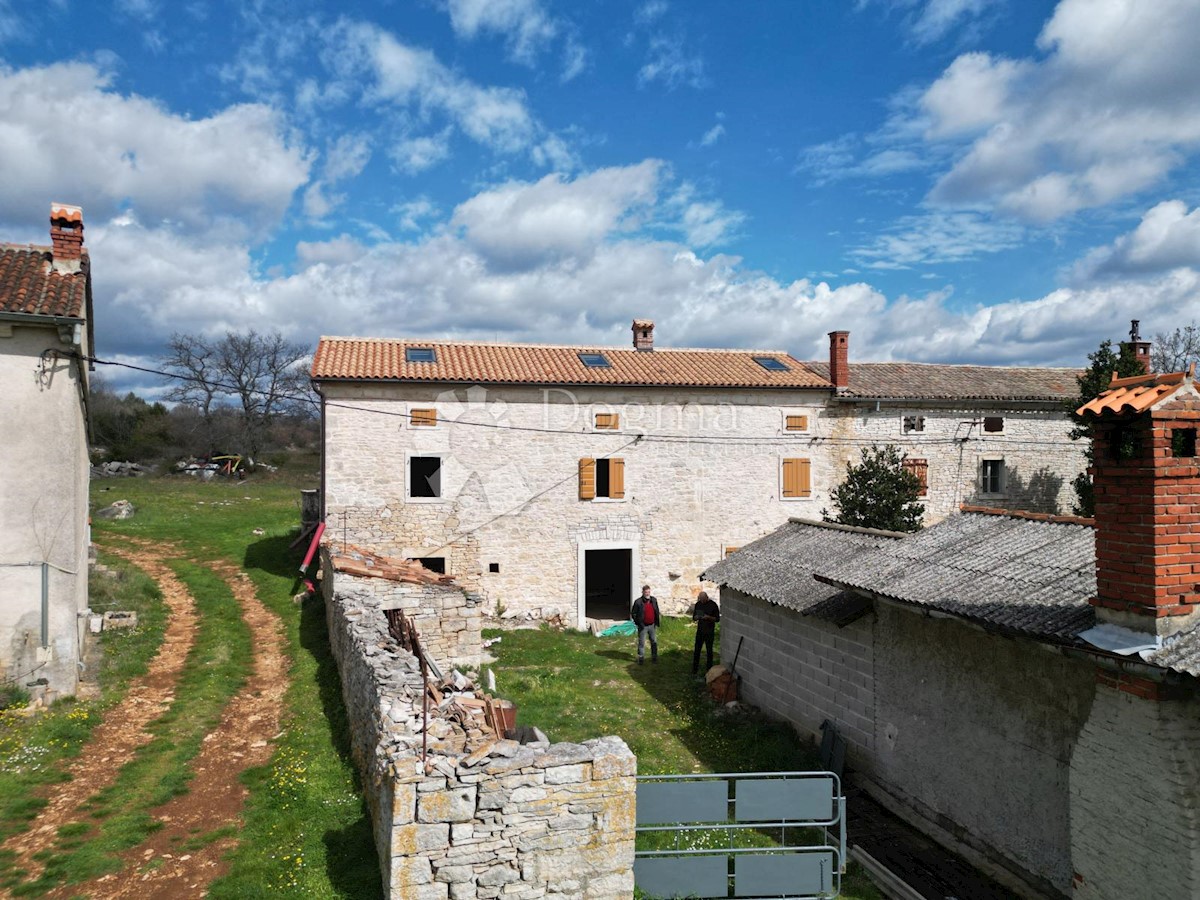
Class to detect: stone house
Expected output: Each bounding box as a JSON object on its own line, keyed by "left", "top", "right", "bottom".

{"left": 703, "top": 368, "right": 1200, "bottom": 900}
{"left": 0, "top": 205, "right": 94, "bottom": 702}
{"left": 312, "top": 323, "right": 1085, "bottom": 626}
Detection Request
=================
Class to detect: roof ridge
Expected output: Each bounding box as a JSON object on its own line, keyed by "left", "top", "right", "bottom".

{"left": 317, "top": 336, "right": 796, "bottom": 356}
{"left": 787, "top": 516, "right": 910, "bottom": 539}
{"left": 960, "top": 505, "right": 1095, "bottom": 527}
{"left": 803, "top": 359, "right": 1082, "bottom": 372}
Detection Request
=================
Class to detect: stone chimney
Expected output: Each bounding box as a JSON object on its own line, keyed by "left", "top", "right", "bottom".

{"left": 1079, "top": 368, "right": 1200, "bottom": 636}
{"left": 49, "top": 203, "right": 84, "bottom": 273}
{"left": 1120, "top": 319, "right": 1152, "bottom": 374}
{"left": 828, "top": 331, "right": 849, "bottom": 389}
{"left": 632, "top": 319, "right": 654, "bottom": 351}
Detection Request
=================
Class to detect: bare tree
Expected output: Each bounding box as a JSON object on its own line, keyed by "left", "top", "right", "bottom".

{"left": 1152, "top": 324, "right": 1200, "bottom": 373}
{"left": 162, "top": 330, "right": 311, "bottom": 460}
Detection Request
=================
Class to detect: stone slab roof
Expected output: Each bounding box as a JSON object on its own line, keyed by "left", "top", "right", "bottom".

{"left": 803, "top": 360, "right": 1079, "bottom": 401}
{"left": 0, "top": 244, "right": 89, "bottom": 319}
{"left": 814, "top": 509, "right": 1097, "bottom": 640}
{"left": 313, "top": 336, "right": 831, "bottom": 389}
{"left": 701, "top": 518, "right": 905, "bottom": 614}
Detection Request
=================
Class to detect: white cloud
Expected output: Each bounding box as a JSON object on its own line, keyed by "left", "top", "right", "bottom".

{"left": 921, "top": 0, "right": 1200, "bottom": 222}
{"left": 305, "top": 133, "right": 373, "bottom": 220}
{"left": 451, "top": 162, "right": 663, "bottom": 268}
{"left": 911, "top": 0, "right": 999, "bottom": 44}
{"left": 851, "top": 210, "right": 1026, "bottom": 268}
{"left": 444, "top": 0, "right": 557, "bottom": 63}
{"left": 639, "top": 34, "right": 705, "bottom": 89}
{"left": 391, "top": 132, "right": 452, "bottom": 175}
{"left": 297, "top": 234, "right": 369, "bottom": 269}
{"left": 0, "top": 62, "right": 310, "bottom": 238}
{"left": 1072, "top": 200, "right": 1200, "bottom": 282}
{"left": 699, "top": 123, "right": 725, "bottom": 147}
{"left": 561, "top": 38, "right": 588, "bottom": 82}
{"left": 394, "top": 198, "right": 439, "bottom": 232}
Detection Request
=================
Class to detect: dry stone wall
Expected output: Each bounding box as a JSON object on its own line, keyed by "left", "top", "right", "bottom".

{"left": 321, "top": 550, "right": 636, "bottom": 900}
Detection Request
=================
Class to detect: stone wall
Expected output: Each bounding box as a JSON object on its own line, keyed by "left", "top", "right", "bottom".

{"left": 331, "top": 566, "right": 484, "bottom": 672}
{"left": 321, "top": 382, "right": 1085, "bottom": 627}
{"left": 322, "top": 550, "right": 636, "bottom": 899}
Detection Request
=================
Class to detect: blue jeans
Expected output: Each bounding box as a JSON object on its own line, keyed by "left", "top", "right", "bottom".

{"left": 638, "top": 624, "right": 658, "bottom": 660}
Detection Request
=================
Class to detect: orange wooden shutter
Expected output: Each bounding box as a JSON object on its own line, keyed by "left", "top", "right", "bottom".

{"left": 903, "top": 458, "right": 929, "bottom": 497}
{"left": 411, "top": 408, "right": 437, "bottom": 427}
{"left": 783, "top": 458, "right": 811, "bottom": 498}
{"left": 579, "top": 458, "right": 596, "bottom": 500}
{"left": 609, "top": 458, "right": 625, "bottom": 499}
{"left": 785, "top": 414, "right": 808, "bottom": 431}
{"left": 724, "top": 546, "right": 740, "bottom": 557}
{"left": 595, "top": 412, "right": 619, "bottom": 430}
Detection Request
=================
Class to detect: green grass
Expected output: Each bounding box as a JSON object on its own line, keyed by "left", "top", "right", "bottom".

{"left": 490, "top": 623, "right": 882, "bottom": 900}
{"left": 0, "top": 555, "right": 166, "bottom": 890}
{"left": 88, "top": 461, "right": 382, "bottom": 898}
{"left": 7, "top": 561, "right": 253, "bottom": 895}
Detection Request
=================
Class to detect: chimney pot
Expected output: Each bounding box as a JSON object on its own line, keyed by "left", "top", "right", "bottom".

{"left": 633, "top": 318, "right": 654, "bottom": 351}
{"left": 828, "top": 331, "right": 849, "bottom": 389}
{"left": 49, "top": 203, "right": 85, "bottom": 271}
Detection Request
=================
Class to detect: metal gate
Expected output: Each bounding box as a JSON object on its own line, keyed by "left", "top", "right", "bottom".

{"left": 634, "top": 771, "right": 845, "bottom": 899}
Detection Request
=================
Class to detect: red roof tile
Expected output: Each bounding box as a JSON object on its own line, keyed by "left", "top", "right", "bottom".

{"left": 1075, "top": 369, "right": 1194, "bottom": 417}
{"left": 0, "top": 243, "right": 89, "bottom": 319}
{"left": 312, "top": 337, "right": 831, "bottom": 389}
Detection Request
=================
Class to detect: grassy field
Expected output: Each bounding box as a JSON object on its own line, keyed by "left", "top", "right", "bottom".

{"left": 1, "top": 458, "right": 879, "bottom": 897}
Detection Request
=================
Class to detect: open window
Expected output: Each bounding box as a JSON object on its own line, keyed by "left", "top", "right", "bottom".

{"left": 409, "top": 455, "right": 443, "bottom": 499}
{"left": 902, "top": 414, "right": 926, "bottom": 434}
{"left": 579, "top": 457, "right": 625, "bottom": 500}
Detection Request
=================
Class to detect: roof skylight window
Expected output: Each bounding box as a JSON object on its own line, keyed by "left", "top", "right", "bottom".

{"left": 753, "top": 356, "right": 790, "bottom": 371}
{"left": 579, "top": 352, "right": 611, "bottom": 368}
{"left": 405, "top": 347, "right": 437, "bottom": 363}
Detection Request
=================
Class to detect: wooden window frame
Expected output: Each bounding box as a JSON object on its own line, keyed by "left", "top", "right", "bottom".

{"left": 980, "top": 457, "right": 1006, "bottom": 496}
{"left": 580, "top": 457, "right": 626, "bottom": 502}
{"left": 594, "top": 412, "right": 620, "bottom": 431}
{"left": 782, "top": 411, "right": 810, "bottom": 433}
{"left": 406, "top": 453, "right": 446, "bottom": 503}
{"left": 901, "top": 414, "right": 926, "bottom": 434}
{"left": 902, "top": 457, "right": 929, "bottom": 498}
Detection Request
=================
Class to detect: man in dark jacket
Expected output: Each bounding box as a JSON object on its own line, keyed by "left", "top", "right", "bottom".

{"left": 692, "top": 591, "right": 720, "bottom": 675}
{"left": 631, "top": 585, "right": 661, "bottom": 665}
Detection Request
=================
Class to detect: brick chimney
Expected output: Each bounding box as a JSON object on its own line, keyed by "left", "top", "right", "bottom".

{"left": 1120, "top": 319, "right": 1152, "bottom": 374}
{"left": 49, "top": 203, "right": 84, "bottom": 273}
{"left": 1080, "top": 368, "right": 1200, "bottom": 636}
{"left": 828, "top": 331, "right": 849, "bottom": 389}
{"left": 632, "top": 319, "right": 654, "bottom": 351}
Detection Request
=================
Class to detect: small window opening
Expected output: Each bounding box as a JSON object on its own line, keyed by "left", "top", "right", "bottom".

{"left": 753, "top": 356, "right": 790, "bottom": 371}
{"left": 410, "top": 456, "right": 442, "bottom": 498}
{"left": 579, "top": 352, "right": 611, "bottom": 368}
{"left": 406, "top": 347, "right": 437, "bottom": 363}
{"left": 983, "top": 416, "right": 1004, "bottom": 433}
{"left": 902, "top": 415, "right": 925, "bottom": 433}
{"left": 488, "top": 562, "right": 500, "bottom": 573}
{"left": 596, "top": 458, "right": 612, "bottom": 497}
{"left": 981, "top": 459, "right": 1005, "bottom": 495}
{"left": 1110, "top": 425, "right": 1142, "bottom": 461}
{"left": 1173, "top": 428, "right": 1197, "bottom": 458}
{"left": 419, "top": 557, "right": 446, "bottom": 574}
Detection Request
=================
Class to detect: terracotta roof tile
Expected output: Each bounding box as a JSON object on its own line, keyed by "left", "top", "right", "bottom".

{"left": 804, "top": 360, "right": 1079, "bottom": 401}
{"left": 330, "top": 544, "right": 458, "bottom": 586}
{"left": 313, "top": 337, "right": 831, "bottom": 389}
{"left": 1075, "top": 369, "right": 1193, "bottom": 417}
{"left": 0, "top": 243, "right": 89, "bottom": 319}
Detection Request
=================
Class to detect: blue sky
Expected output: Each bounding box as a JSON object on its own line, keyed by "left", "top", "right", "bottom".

{"left": 3, "top": 0, "right": 1200, "bottom": 392}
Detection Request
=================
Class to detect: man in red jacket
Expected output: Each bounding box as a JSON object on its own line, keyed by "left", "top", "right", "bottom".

{"left": 631, "top": 585, "right": 660, "bottom": 665}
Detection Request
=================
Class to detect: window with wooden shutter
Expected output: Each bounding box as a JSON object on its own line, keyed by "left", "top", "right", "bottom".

{"left": 579, "top": 458, "right": 596, "bottom": 500}
{"left": 785, "top": 414, "right": 809, "bottom": 432}
{"left": 902, "top": 458, "right": 929, "bottom": 497}
{"left": 983, "top": 416, "right": 1004, "bottom": 433}
{"left": 724, "top": 545, "right": 740, "bottom": 557}
{"left": 410, "top": 408, "right": 437, "bottom": 427}
{"left": 595, "top": 412, "right": 620, "bottom": 430}
{"left": 609, "top": 458, "right": 625, "bottom": 499}
{"left": 782, "top": 458, "right": 811, "bottom": 499}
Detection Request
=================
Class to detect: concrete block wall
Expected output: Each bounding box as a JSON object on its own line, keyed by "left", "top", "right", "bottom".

{"left": 1070, "top": 684, "right": 1200, "bottom": 900}
{"left": 322, "top": 552, "right": 636, "bottom": 899}
{"left": 718, "top": 589, "right": 875, "bottom": 762}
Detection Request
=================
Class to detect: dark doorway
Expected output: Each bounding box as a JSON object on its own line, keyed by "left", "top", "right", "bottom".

{"left": 584, "top": 548, "right": 632, "bottom": 621}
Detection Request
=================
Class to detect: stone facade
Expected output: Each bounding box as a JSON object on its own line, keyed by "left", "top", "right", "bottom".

{"left": 320, "top": 381, "right": 1084, "bottom": 626}
{"left": 321, "top": 550, "right": 636, "bottom": 899}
